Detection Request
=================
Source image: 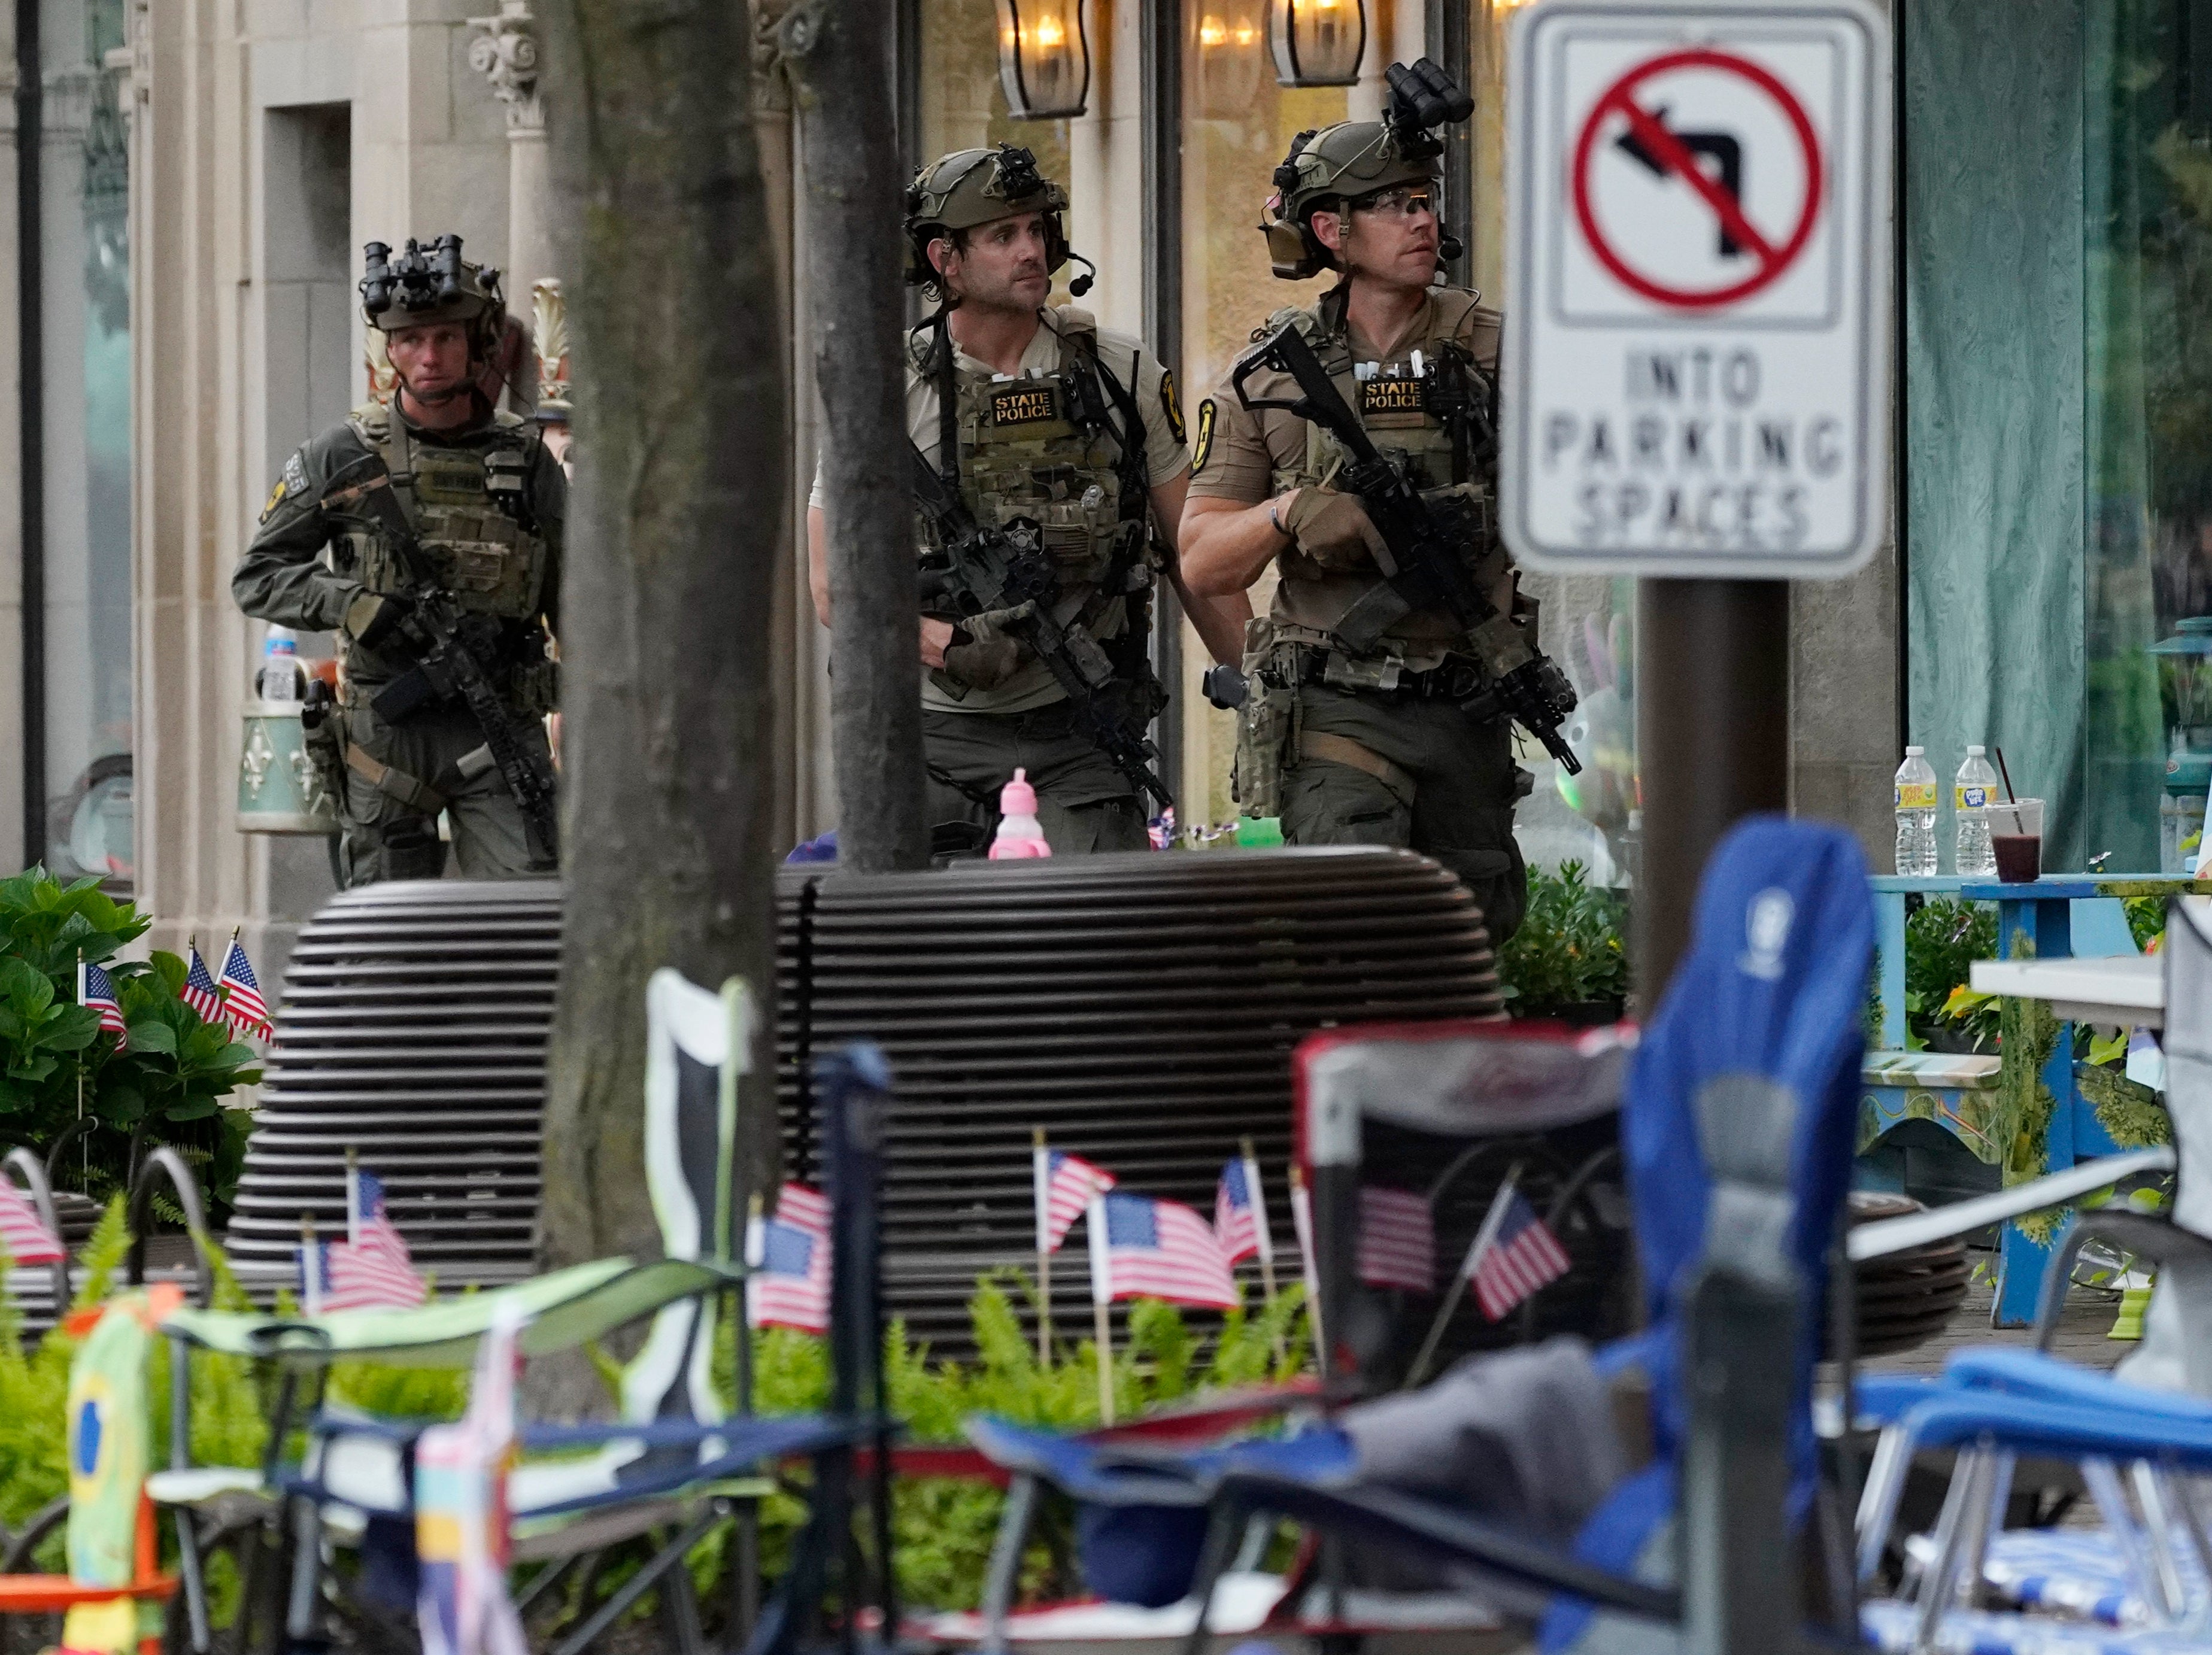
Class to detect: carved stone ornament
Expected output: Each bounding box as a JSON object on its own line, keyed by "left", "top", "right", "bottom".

{"left": 532, "top": 278, "right": 571, "bottom": 421}
{"left": 468, "top": 0, "right": 544, "bottom": 135}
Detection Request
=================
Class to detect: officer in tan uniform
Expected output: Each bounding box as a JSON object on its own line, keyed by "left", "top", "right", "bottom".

{"left": 808, "top": 144, "right": 1249, "bottom": 852}
{"left": 1180, "top": 102, "right": 1540, "bottom": 939}
{"left": 235, "top": 236, "right": 564, "bottom": 886}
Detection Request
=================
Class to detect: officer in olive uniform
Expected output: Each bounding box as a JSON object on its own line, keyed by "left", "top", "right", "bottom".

{"left": 1180, "top": 117, "right": 1537, "bottom": 939}
{"left": 234, "top": 236, "right": 565, "bottom": 886}
{"left": 807, "top": 145, "right": 1249, "bottom": 852}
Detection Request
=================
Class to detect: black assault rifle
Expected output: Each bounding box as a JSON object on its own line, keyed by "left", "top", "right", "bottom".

{"left": 909, "top": 448, "right": 1173, "bottom": 812}
{"left": 1230, "top": 322, "right": 1582, "bottom": 775}
{"left": 321, "top": 452, "right": 561, "bottom": 861}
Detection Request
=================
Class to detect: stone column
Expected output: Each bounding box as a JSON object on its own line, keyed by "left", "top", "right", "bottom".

{"left": 469, "top": 2, "right": 551, "bottom": 292}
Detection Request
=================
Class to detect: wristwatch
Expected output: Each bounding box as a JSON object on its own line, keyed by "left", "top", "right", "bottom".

{"left": 1268, "top": 499, "right": 1293, "bottom": 540}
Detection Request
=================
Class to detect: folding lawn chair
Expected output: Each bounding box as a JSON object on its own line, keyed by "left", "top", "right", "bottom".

{"left": 967, "top": 816, "right": 1876, "bottom": 1654}
{"left": 275, "top": 1031, "right": 899, "bottom": 1655}
{"left": 946, "top": 1015, "right": 1637, "bottom": 1649}
{"left": 1167, "top": 815, "right": 1877, "bottom": 1654}
{"left": 1846, "top": 894, "right": 2212, "bottom": 1648}
{"left": 145, "top": 975, "right": 896, "bottom": 1655}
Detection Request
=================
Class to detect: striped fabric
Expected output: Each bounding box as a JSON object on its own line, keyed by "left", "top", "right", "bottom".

{"left": 0, "top": 1179, "right": 64, "bottom": 1267}
{"left": 1357, "top": 1185, "right": 1436, "bottom": 1294}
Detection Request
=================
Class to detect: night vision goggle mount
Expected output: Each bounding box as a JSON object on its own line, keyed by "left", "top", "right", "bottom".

{"left": 1382, "top": 56, "right": 1475, "bottom": 165}
{"left": 360, "top": 235, "right": 502, "bottom": 323}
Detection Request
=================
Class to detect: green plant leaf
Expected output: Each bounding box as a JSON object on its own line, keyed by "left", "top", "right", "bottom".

{"left": 125, "top": 1021, "right": 177, "bottom": 1057}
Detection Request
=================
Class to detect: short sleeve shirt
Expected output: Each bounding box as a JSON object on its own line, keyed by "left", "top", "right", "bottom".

{"left": 810, "top": 306, "right": 1191, "bottom": 713}
{"left": 1185, "top": 289, "right": 1503, "bottom": 655}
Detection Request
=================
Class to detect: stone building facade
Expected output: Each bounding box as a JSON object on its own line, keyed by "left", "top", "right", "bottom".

{"left": 0, "top": 0, "right": 1901, "bottom": 1000}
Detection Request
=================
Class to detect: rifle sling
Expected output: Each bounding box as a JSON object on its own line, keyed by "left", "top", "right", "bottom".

{"left": 344, "top": 743, "right": 447, "bottom": 816}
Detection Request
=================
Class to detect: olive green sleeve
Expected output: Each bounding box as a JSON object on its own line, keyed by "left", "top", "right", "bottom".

{"left": 231, "top": 435, "right": 367, "bottom": 633}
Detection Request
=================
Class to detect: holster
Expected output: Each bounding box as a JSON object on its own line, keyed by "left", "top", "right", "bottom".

{"left": 300, "top": 685, "right": 348, "bottom": 822}
{"left": 1231, "top": 618, "right": 1297, "bottom": 818}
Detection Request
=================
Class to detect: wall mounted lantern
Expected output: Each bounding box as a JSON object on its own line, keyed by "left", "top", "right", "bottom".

{"left": 997, "top": 0, "right": 1091, "bottom": 119}
{"left": 1269, "top": 0, "right": 1366, "bottom": 87}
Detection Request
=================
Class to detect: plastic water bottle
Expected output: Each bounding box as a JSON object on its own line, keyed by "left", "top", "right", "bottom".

{"left": 1893, "top": 746, "right": 1937, "bottom": 876}
{"left": 259, "top": 627, "right": 301, "bottom": 704}
{"left": 988, "top": 769, "right": 1052, "bottom": 860}
{"left": 1953, "top": 746, "right": 1999, "bottom": 876}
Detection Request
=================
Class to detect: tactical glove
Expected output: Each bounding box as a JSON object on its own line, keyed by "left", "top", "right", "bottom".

{"left": 343, "top": 592, "right": 414, "bottom": 652}
{"left": 941, "top": 602, "right": 1035, "bottom": 691}
{"left": 1281, "top": 488, "right": 1388, "bottom": 572}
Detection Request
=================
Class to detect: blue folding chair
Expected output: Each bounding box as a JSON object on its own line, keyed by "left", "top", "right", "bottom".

{"left": 1846, "top": 895, "right": 2212, "bottom": 1647}
{"left": 970, "top": 815, "right": 1877, "bottom": 1653}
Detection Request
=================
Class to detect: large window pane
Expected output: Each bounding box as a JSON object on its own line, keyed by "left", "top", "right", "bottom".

{"left": 2081, "top": 0, "right": 2212, "bottom": 873}
{"left": 40, "top": 0, "right": 133, "bottom": 889}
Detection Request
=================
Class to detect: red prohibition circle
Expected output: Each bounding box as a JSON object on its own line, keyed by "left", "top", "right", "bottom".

{"left": 1570, "top": 48, "right": 1824, "bottom": 310}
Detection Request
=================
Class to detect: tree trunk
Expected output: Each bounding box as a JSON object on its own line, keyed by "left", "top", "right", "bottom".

{"left": 538, "top": 0, "right": 784, "bottom": 1268}
{"left": 781, "top": 0, "right": 931, "bottom": 872}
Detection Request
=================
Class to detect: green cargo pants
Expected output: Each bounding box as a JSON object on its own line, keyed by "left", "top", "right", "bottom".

{"left": 923, "top": 702, "right": 1152, "bottom": 855}
{"left": 1278, "top": 684, "right": 1531, "bottom": 942}
{"left": 336, "top": 697, "right": 556, "bottom": 886}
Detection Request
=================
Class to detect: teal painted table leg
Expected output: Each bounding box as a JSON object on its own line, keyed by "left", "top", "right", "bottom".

{"left": 1992, "top": 894, "right": 2074, "bottom": 1328}
{"left": 1876, "top": 889, "right": 1909, "bottom": 1052}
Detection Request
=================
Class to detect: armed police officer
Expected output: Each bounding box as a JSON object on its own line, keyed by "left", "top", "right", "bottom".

{"left": 808, "top": 144, "right": 1249, "bottom": 853}
{"left": 235, "top": 236, "right": 565, "bottom": 886}
{"left": 1179, "top": 62, "right": 1577, "bottom": 940}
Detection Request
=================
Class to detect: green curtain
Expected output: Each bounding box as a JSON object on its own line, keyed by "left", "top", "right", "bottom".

{"left": 1905, "top": 0, "right": 2089, "bottom": 867}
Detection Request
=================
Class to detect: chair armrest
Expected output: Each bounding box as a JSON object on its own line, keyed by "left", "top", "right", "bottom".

{"left": 1212, "top": 1469, "right": 1682, "bottom": 1624}
{"left": 1947, "top": 1347, "right": 2212, "bottom": 1423}
{"left": 1896, "top": 1389, "right": 2212, "bottom": 1469}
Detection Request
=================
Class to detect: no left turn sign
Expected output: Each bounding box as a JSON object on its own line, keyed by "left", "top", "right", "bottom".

{"left": 1501, "top": 1, "right": 1891, "bottom": 578}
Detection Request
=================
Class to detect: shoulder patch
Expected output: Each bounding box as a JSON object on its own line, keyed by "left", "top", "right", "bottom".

{"left": 1158, "top": 369, "right": 1186, "bottom": 445}
{"left": 1191, "top": 399, "right": 1218, "bottom": 476}
{"left": 261, "top": 451, "right": 310, "bottom": 521}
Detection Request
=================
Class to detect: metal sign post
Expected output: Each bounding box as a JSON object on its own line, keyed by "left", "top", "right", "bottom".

{"left": 1501, "top": 0, "right": 1891, "bottom": 997}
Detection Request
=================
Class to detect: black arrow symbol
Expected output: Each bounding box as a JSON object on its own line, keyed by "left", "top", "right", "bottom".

{"left": 1615, "top": 104, "right": 1748, "bottom": 258}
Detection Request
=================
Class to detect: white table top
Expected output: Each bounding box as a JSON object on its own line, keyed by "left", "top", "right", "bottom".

{"left": 1968, "top": 953, "right": 2164, "bottom": 1027}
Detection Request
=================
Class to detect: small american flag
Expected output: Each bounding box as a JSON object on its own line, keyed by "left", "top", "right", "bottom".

{"left": 217, "top": 937, "right": 271, "bottom": 1037}
{"left": 304, "top": 1168, "right": 427, "bottom": 1311}
{"left": 0, "top": 1178, "right": 64, "bottom": 1267}
{"left": 1087, "top": 1191, "right": 1237, "bottom": 1310}
{"left": 1469, "top": 1186, "right": 1572, "bottom": 1322}
{"left": 180, "top": 944, "right": 225, "bottom": 1025}
{"left": 1034, "top": 1145, "right": 1116, "bottom": 1255}
{"left": 748, "top": 1182, "right": 831, "bottom": 1334}
{"left": 1357, "top": 1185, "right": 1436, "bottom": 1294}
{"left": 78, "top": 959, "right": 127, "bottom": 1043}
{"left": 1213, "top": 1155, "right": 1269, "bottom": 1267}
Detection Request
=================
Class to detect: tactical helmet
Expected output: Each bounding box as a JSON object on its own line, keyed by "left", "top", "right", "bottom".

{"left": 903, "top": 144, "right": 1074, "bottom": 290}
{"left": 1261, "top": 120, "right": 1441, "bottom": 281}
{"left": 360, "top": 235, "right": 506, "bottom": 358}
{"left": 1261, "top": 57, "right": 1474, "bottom": 280}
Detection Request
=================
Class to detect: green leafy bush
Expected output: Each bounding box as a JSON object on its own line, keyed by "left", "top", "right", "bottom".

{"left": 0, "top": 869, "right": 261, "bottom": 1213}
{"left": 1895, "top": 897, "right": 1999, "bottom": 1050}
{"left": 1498, "top": 862, "right": 1629, "bottom": 1017}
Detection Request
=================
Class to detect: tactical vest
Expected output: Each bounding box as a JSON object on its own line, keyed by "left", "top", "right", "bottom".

{"left": 911, "top": 309, "right": 1154, "bottom": 596}
{"left": 341, "top": 403, "right": 548, "bottom": 620}
{"left": 1260, "top": 287, "right": 1510, "bottom": 663}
